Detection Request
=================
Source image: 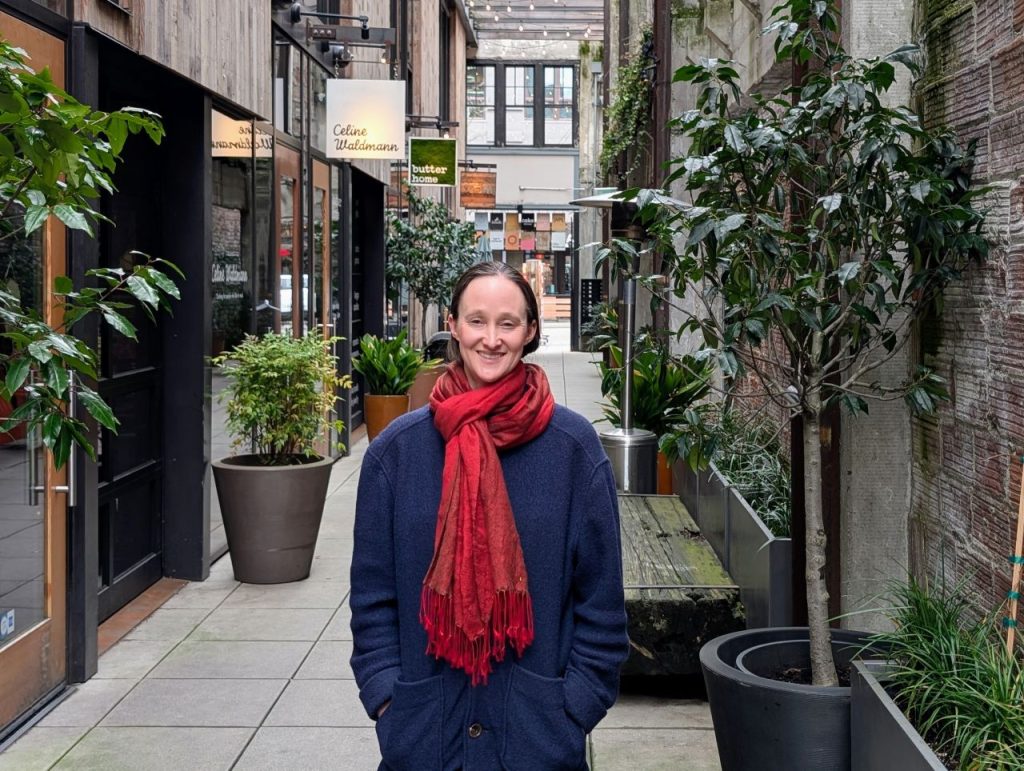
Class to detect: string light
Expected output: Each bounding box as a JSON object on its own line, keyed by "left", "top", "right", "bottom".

{"left": 494, "top": 13, "right": 499, "bottom": 20}
{"left": 506, "top": 4, "right": 511, "bottom": 11}
{"left": 542, "top": 29, "right": 547, "bottom": 36}
{"left": 518, "top": 22, "right": 524, "bottom": 31}
{"left": 529, "top": 1, "right": 534, "bottom": 8}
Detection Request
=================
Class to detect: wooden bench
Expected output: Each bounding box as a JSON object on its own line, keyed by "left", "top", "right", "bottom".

{"left": 618, "top": 494, "right": 745, "bottom": 676}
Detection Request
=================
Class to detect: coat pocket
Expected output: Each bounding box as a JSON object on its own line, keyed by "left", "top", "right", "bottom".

{"left": 376, "top": 674, "right": 443, "bottom": 770}
{"left": 501, "top": 664, "right": 586, "bottom": 771}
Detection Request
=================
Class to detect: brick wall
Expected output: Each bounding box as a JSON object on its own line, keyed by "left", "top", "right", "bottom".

{"left": 912, "top": 0, "right": 1024, "bottom": 611}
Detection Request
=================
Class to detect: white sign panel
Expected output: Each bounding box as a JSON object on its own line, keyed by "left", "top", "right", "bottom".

{"left": 326, "top": 79, "right": 406, "bottom": 160}
{"left": 211, "top": 111, "right": 273, "bottom": 158}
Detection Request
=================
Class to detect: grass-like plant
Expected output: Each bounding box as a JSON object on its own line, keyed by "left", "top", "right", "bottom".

{"left": 212, "top": 328, "right": 350, "bottom": 465}
{"left": 710, "top": 409, "right": 791, "bottom": 538}
{"left": 352, "top": 329, "right": 438, "bottom": 396}
{"left": 869, "top": 577, "right": 1024, "bottom": 768}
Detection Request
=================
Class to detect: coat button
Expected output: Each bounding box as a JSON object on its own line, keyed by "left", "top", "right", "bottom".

{"left": 468, "top": 722, "right": 483, "bottom": 738}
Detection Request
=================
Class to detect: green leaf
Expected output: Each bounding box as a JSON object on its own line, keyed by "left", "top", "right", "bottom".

{"left": 126, "top": 274, "right": 160, "bottom": 307}
{"left": 836, "top": 261, "right": 861, "bottom": 285}
{"left": 101, "top": 309, "right": 137, "bottom": 339}
{"left": 724, "top": 124, "right": 749, "bottom": 153}
{"left": 77, "top": 387, "right": 118, "bottom": 430}
{"left": 44, "top": 361, "right": 69, "bottom": 396}
{"left": 53, "top": 275, "right": 73, "bottom": 294}
{"left": 4, "top": 358, "right": 31, "bottom": 395}
{"left": 52, "top": 204, "right": 92, "bottom": 234}
{"left": 24, "top": 205, "right": 48, "bottom": 235}
{"left": 910, "top": 180, "right": 930, "bottom": 203}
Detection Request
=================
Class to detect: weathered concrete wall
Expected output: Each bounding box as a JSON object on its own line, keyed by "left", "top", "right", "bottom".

{"left": 837, "top": 0, "right": 915, "bottom": 631}
{"left": 578, "top": 40, "right": 604, "bottom": 287}
{"left": 910, "top": 0, "right": 1024, "bottom": 612}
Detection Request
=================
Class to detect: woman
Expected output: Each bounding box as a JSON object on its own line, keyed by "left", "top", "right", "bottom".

{"left": 350, "top": 261, "right": 628, "bottom": 771}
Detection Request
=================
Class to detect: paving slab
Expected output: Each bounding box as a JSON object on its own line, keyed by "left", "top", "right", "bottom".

{"left": 602, "top": 694, "right": 715, "bottom": 730}
{"left": 36, "top": 679, "right": 138, "bottom": 728}
{"left": 148, "top": 640, "right": 313, "bottom": 680}
{"left": 93, "top": 639, "right": 178, "bottom": 679}
{"left": 51, "top": 727, "right": 253, "bottom": 771}
{"left": 99, "top": 678, "right": 287, "bottom": 727}
{"left": 0, "top": 727, "right": 84, "bottom": 771}
{"left": 293, "top": 640, "right": 354, "bottom": 679}
{"left": 590, "top": 727, "right": 722, "bottom": 771}
{"left": 263, "top": 679, "right": 370, "bottom": 727}
{"left": 188, "top": 607, "right": 333, "bottom": 641}
{"left": 220, "top": 580, "right": 346, "bottom": 609}
{"left": 123, "top": 607, "right": 211, "bottom": 641}
{"left": 320, "top": 599, "right": 352, "bottom": 641}
{"left": 233, "top": 726, "right": 380, "bottom": 771}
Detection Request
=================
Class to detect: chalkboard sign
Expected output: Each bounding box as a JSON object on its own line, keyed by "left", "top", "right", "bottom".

{"left": 580, "top": 278, "right": 603, "bottom": 326}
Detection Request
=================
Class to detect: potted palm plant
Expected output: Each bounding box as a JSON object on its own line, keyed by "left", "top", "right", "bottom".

{"left": 211, "top": 328, "right": 349, "bottom": 583}
{"left": 626, "top": 0, "right": 988, "bottom": 767}
{"left": 352, "top": 329, "right": 438, "bottom": 441}
{"left": 596, "top": 331, "right": 711, "bottom": 493}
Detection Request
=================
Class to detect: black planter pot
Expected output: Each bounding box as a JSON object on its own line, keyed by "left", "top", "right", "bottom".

{"left": 700, "top": 627, "right": 875, "bottom": 771}
{"left": 850, "top": 660, "right": 947, "bottom": 770}
{"left": 212, "top": 454, "right": 334, "bottom": 583}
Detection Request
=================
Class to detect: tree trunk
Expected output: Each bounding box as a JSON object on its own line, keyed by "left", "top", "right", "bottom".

{"left": 803, "top": 391, "right": 837, "bottom": 687}
{"left": 420, "top": 304, "right": 428, "bottom": 349}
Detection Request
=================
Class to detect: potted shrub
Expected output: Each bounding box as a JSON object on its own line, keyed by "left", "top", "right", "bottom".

{"left": 352, "top": 329, "right": 437, "bottom": 441}
{"left": 628, "top": 0, "right": 988, "bottom": 767}
{"left": 211, "top": 328, "right": 349, "bottom": 583}
{"left": 852, "top": 578, "right": 1024, "bottom": 770}
{"left": 596, "top": 330, "right": 711, "bottom": 493}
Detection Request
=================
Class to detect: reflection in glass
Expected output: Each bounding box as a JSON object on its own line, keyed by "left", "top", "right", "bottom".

{"left": 279, "top": 175, "right": 296, "bottom": 336}
{"left": 544, "top": 66, "right": 574, "bottom": 145}
{"left": 0, "top": 213, "right": 46, "bottom": 648}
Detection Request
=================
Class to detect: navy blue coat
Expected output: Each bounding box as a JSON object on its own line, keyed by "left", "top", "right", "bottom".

{"left": 350, "top": 404, "right": 629, "bottom": 771}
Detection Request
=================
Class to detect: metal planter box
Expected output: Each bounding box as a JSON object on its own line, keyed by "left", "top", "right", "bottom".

{"left": 850, "top": 660, "right": 947, "bottom": 770}
{"left": 674, "top": 460, "right": 793, "bottom": 628}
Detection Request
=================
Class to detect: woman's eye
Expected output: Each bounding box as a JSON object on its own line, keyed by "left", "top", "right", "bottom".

{"left": 500, "top": 321, "right": 519, "bottom": 331}
{"left": 467, "top": 318, "right": 485, "bottom": 327}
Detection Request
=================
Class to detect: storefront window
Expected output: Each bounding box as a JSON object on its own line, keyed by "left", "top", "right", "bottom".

{"left": 310, "top": 66, "right": 329, "bottom": 156}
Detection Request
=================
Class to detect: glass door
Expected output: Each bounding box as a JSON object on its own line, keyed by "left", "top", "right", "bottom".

{"left": 0, "top": 13, "right": 68, "bottom": 733}
{"left": 275, "top": 145, "right": 302, "bottom": 337}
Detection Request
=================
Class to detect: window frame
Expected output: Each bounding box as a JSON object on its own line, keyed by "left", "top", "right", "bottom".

{"left": 466, "top": 60, "right": 578, "bottom": 148}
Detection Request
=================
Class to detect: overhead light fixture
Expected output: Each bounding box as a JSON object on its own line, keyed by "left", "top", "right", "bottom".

{"left": 518, "top": 22, "right": 523, "bottom": 31}
{"left": 494, "top": 13, "right": 499, "bottom": 20}
{"left": 565, "top": 30, "right": 570, "bottom": 37}
{"left": 543, "top": 29, "right": 548, "bottom": 36}
{"left": 485, "top": 2, "right": 490, "bottom": 8}
{"left": 506, "top": 3, "right": 511, "bottom": 11}
{"left": 289, "top": 2, "right": 370, "bottom": 39}
{"left": 529, "top": 2, "right": 534, "bottom": 8}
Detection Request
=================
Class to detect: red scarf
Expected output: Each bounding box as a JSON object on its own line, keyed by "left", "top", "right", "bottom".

{"left": 422, "top": 361, "right": 555, "bottom": 685}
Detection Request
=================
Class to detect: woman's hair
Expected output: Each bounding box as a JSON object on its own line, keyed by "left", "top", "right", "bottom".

{"left": 447, "top": 261, "right": 541, "bottom": 363}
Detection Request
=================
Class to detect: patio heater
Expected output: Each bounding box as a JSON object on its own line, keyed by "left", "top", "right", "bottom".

{"left": 571, "top": 190, "right": 657, "bottom": 493}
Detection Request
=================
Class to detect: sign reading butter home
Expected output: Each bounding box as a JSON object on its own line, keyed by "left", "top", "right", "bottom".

{"left": 326, "top": 80, "right": 405, "bottom": 160}
{"left": 408, "top": 138, "right": 457, "bottom": 187}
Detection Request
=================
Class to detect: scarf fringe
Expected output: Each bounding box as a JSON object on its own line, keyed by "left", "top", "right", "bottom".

{"left": 420, "top": 586, "right": 535, "bottom": 686}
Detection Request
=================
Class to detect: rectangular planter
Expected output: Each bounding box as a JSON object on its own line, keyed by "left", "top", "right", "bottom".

{"left": 673, "top": 459, "right": 793, "bottom": 628}
{"left": 851, "top": 660, "right": 947, "bottom": 770}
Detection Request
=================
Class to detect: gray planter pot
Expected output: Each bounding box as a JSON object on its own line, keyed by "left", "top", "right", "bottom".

{"left": 674, "top": 460, "right": 793, "bottom": 627}
{"left": 851, "top": 660, "right": 947, "bottom": 770}
{"left": 212, "top": 454, "right": 334, "bottom": 583}
{"left": 701, "top": 627, "right": 875, "bottom": 771}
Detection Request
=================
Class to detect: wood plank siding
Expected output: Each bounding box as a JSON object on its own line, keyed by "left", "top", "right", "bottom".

{"left": 74, "top": 0, "right": 270, "bottom": 118}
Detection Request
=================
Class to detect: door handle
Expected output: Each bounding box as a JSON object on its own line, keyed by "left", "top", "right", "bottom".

{"left": 27, "top": 371, "right": 77, "bottom": 505}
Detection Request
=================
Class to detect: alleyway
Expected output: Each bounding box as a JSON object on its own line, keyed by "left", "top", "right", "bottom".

{"left": 0, "top": 323, "right": 720, "bottom": 771}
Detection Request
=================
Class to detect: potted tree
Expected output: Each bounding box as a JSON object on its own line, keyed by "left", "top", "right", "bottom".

{"left": 386, "top": 188, "right": 478, "bottom": 345}
{"left": 630, "top": 1, "right": 988, "bottom": 767}
{"left": 352, "top": 329, "right": 438, "bottom": 440}
{"left": 211, "top": 328, "right": 349, "bottom": 583}
{"left": 0, "top": 39, "right": 178, "bottom": 466}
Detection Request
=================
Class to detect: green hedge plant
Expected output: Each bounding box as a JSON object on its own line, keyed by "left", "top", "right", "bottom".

{"left": 212, "top": 328, "right": 350, "bottom": 466}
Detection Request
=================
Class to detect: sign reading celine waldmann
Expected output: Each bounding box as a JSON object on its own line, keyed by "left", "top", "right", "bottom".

{"left": 326, "top": 80, "right": 406, "bottom": 160}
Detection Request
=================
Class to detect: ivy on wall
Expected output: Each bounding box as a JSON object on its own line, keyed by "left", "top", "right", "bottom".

{"left": 599, "top": 27, "right": 655, "bottom": 182}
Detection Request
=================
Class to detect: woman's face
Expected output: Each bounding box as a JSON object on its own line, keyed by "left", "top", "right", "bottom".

{"left": 448, "top": 275, "right": 537, "bottom": 389}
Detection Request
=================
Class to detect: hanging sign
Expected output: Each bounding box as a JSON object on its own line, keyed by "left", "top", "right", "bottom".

{"left": 460, "top": 170, "right": 497, "bottom": 208}
{"left": 519, "top": 212, "right": 536, "bottom": 230}
{"left": 326, "top": 79, "right": 406, "bottom": 159}
{"left": 211, "top": 111, "right": 273, "bottom": 158}
{"left": 408, "top": 137, "right": 458, "bottom": 186}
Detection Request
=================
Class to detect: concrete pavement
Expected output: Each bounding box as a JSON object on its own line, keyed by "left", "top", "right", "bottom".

{"left": 0, "top": 321, "right": 721, "bottom": 770}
